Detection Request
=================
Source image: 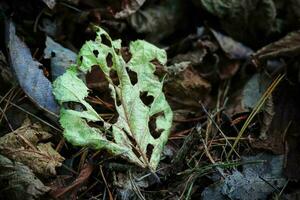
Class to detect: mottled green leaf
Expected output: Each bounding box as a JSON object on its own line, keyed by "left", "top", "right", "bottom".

{"left": 53, "top": 27, "right": 173, "bottom": 170}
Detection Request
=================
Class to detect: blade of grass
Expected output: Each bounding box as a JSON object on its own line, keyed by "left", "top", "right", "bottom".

{"left": 227, "top": 74, "right": 285, "bottom": 158}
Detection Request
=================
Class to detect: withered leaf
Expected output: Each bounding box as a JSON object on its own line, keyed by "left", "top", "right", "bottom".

{"left": 115, "top": 0, "right": 146, "bottom": 18}
{"left": 253, "top": 30, "right": 300, "bottom": 62}
{"left": 0, "top": 118, "right": 64, "bottom": 176}
{"left": 0, "top": 154, "right": 50, "bottom": 200}
{"left": 5, "top": 20, "right": 59, "bottom": 116}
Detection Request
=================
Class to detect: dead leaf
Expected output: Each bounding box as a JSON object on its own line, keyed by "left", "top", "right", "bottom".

{"left": 0, "top": 118, "right": 64, "bottom": 176}
{"left": 0, "top": 154, "right": 50, "bottom": 200}
{"left": 166, "top": 62, "right": 211, "bottom": 109}
{"left": 253, "top": 30, "right": 300, "bottom": 62}
{"left": 5, "top": 20, "right": 59, "bottom": 116}
{"left": 209, "top": 28, "right": 253, "bottom": 60}
{"left": 44, "top": 36, "right": 77, "bottom": 80}
{"left": 259, "top": 96, "right": 275, "bottom": 140}
{"left": 115, "top": 0, "right": 146, "bottom": 18}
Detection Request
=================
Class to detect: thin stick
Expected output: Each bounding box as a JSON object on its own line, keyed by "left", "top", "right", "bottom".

{"left": 0, "top": 95, "right": 61, "bottom": 133}
{"left": 227, "top": 74, "right": 285, "bottom": 157}
{"left": 200, "top": 102, "right": 240, "bottom": 157}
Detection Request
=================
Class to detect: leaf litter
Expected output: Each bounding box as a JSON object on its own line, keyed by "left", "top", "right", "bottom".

{"left": 1, "top": 0, "right": 300, "bottom": 199}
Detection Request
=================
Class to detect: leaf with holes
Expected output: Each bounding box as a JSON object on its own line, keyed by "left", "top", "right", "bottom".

{"left": 53, "top": 27, "right": 173, "bottom": 170}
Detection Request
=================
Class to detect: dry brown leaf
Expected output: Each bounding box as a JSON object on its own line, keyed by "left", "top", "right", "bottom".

{"left": 0, "top": 118, "right": 64, "bottom": 176}
{"left": 166, "top": 62, "right": 211, "bottom": 109}
{"left": 0, "top": 154, "right": 50, "bottom": 200}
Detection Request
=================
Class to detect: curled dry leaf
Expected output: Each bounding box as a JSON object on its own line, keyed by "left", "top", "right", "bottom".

{"left": 0, "top": 118, "right": 64, "bottom": 176}
{"left": 0, "top": 154, "right": 50, "bottom": 200}
{"left": 253, "top": 30, "right": 300, "bottom": 62}
{"left": 209, "top": 28, "right": 253, "bottom": 60}
{"left": 53, "top": 27, "right": 173, "bottom": 171}
{"left": 196, "top": 0, "right": 277, "bottom": 44}
{"left": 5, "top": 20, "right": 59, "bottom": 116}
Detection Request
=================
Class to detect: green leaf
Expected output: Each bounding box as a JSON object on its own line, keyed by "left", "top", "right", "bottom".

{"left": 53, "top": 27, "right": 173, "bottom": 170}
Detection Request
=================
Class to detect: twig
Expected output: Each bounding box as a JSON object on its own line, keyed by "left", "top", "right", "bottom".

{"left": 227, "top": 74, "right": 285, "bottom": 157}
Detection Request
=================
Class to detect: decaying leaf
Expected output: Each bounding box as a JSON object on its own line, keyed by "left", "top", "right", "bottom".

{"left": 202, "top": 153, "right": 286, "bottom": 200}
{"left": 165, "top": 62, "right": 211, "bottom": 108}
{"left": 260, "top": 96, "right": 275, "bottom": 140}
{"left": 0, "top": 118, "right": 64, "bottom": 176}
{"left": 5, "top": 20, "right": 59, "bottom": 116}
{"left": 128, "top": 0, "right": 182, "bottom": 42}
{"left": 209, "top": 28, "right": 253, "bottom": 60}
{"left": 44, "top": 36, "right": 77, "bottom": 80}
{"left": 53, "top": 27, "right": 173, "bottom": 170}
{"left": 253, "top": 30, "right": 300, "bottom": 62}
{"left": 195, "top": 0, "right": 278, "bottom": 44}
{"left": 115, "top": 0, "right": 146, "bottom": 19}
{"left": 0, "top": 154, "right": 50, "bottom": 200}
{"left": 225, "top": 73, "right": 269, "bottom": 116}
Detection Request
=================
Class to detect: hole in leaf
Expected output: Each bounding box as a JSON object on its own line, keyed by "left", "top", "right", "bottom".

{"left": 89, "top": 120, "right": 104, "bottom": 128}
{"left": 106, "top": 53, "right": 113, "bottom": 68}
{"left": 121, "top": 47, "right": 132, "bottom": 62}
{"left": 79, "top": 56, "right": 83, "bottom": 63}
{"left": 151, "top": 59, "right": 167, "bottom": 79}
{"left": 146, "top": 144, "right": 154, "bottom": 161}
{"left": 126, "top": 68, "right": 138, "bottom": 85}
{"left": 93, "top": 50, "right": 99, "bottom": 57}
{"left": 109, "top": 69, "right": 120, "bottom": 86}
{"left": 108, "top": 125, "right": 113, "bottom": 133}
{"left": 109, "top": 113, "right": 119, "bottom": 124}
{"left": 115, "top": 91, "right": 122, "bottom": 106}
{"left": 148, "top": 112, "right": 165, "bottom": 139}
{"left": 62, "top": 101, "right": 87, "bottom": 111}
{"left": 101, "top": 35, "right": 112, "bottom": 47}
{"left": 51, "top": 51, "right": 56, "bottom": 57}
{"left": 140, "top": 91, "right": 154, "bottom": 107}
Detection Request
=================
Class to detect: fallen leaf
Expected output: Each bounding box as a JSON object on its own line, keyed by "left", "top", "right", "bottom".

{"left": 251, "top": 80, "right": 300, "bottom": 179}
{"left": 128, "top": 0, "right": 183, "bottom": 42}
{"left": 202, "top": 153, "right": 286, "bottom": 200}
{"left": 44, "top": 36, "right": 77, "bottom": 80}
{"left": 53, "top": 27, "right": 173, "bottom": 170}
{"left": 0, "top": 118, "right": 64, "bottom": 176}
{"left": 5, "top": 20, "right": 59, "bottom": 116}
{"left": 165, "top": 62, "right": 211, "bottom": 108}
{"left": 195, "top": 0, "right": 278, "bottom": 45}
{"left": 225, "top": 73, "right": 270, "bottom": 116}
{"left": 115, "top": 0, "right": 146, "bottom": 19}
{"left": 0, "top": 154, "right": 50, "bottom": 200}
{"left": 253, "top": 30, "right": 300, "bottom": 62}
{"left": 209, "top": 28, "right": 253, "bottom": 60}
